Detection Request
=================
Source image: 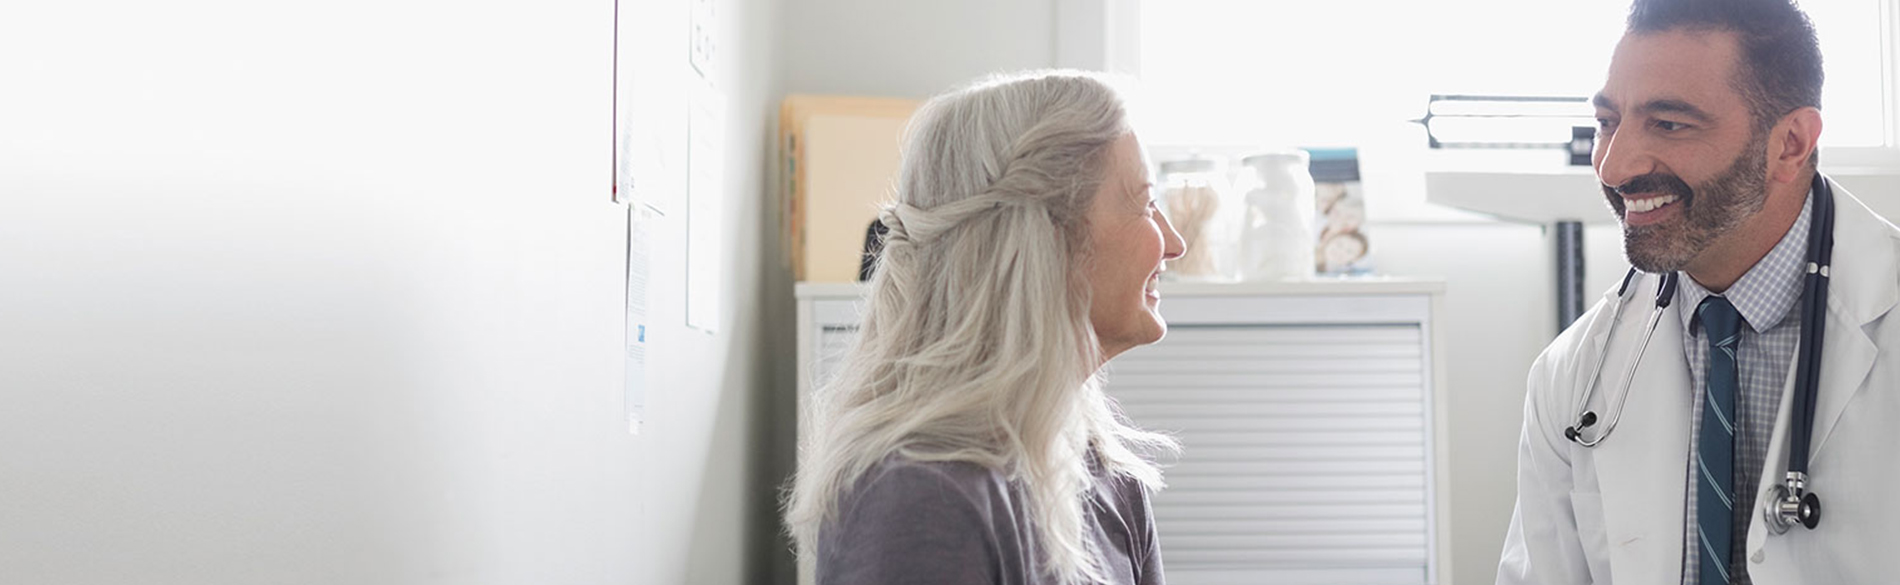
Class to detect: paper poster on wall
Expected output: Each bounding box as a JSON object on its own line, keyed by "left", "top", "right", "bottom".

{"left": 614, "top": 0, "right": 689, "bottom": 210}
{"left": 685, "top": 80, "right": 725, "bottom": 333}
{"left": 688, "top": 0, "right": 716, "bottom": 80}
{"left": 626, "top": 207, "right": 654, "bottom": 434}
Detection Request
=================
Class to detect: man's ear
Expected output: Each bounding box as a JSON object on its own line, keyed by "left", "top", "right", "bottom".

{"left": 1768, "top": 106, "right": 1823, "bottom": 185}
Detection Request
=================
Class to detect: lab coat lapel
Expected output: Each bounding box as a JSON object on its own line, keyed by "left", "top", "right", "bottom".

{"left": 1745, "top": 339, "right": 1802, "bottom": 562}
{"left": 1809, "top": 179, "right": 1893, "bottom": 455}
{"left": 1744, "top": 178, "right": 1896, "bottom": 563}
{"left": 1592, "top": 275, "right": 1693, "bottom": 585}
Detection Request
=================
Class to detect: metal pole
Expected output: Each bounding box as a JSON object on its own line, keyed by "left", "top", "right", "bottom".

{"left": 1555, "top": 220, "right": 1586, "bottom": 332}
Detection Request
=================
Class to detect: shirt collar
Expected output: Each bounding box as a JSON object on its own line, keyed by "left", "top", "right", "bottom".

{"left": 1676, "top": 187, "right": 1814, "bottom": 336}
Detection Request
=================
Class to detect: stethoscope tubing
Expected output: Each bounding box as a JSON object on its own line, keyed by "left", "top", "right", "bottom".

{"left": 1788, "top": 176, "right": 1835, "bottom": 477}
{"left": 1569, "top": 286, "right": 1668, "bottom": 447}
{"left": 1565, "top": 174, "right": 1835, "bottom": 531}
{"left": 1567, "top": 266, "right": 1678, "bottom": 446}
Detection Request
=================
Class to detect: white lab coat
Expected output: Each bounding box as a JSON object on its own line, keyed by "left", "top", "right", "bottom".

{"left": 1497, "top": 178, "right": 1900, "bottom": 585}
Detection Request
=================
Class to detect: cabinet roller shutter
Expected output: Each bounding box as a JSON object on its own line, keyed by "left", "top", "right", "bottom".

{"left": 815, "top": 324, "right": 858, "bottom": 388}
{"left": 1107, "top": 324, "right": 1431, "bottom": 585}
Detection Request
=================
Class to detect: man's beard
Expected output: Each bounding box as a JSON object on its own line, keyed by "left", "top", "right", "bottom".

{"left": 1602, "top": 135, "right": 1770, "bottom": 273}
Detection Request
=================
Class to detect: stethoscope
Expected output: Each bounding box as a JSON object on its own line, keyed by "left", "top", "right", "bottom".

{"left": 1563, "top": 173, "right": 1835, "bottom": 534}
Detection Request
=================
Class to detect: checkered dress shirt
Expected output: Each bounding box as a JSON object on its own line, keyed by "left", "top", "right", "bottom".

{"left": 1675, "top": 190, "right": 1813, "bottom": 585}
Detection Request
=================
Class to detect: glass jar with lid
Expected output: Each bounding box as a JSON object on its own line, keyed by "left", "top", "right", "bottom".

{"left": 1156, "top": 157, "right": 1240, "bottom": 281}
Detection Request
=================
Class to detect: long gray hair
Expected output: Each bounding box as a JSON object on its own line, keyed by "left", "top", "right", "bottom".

{"left": 784, "top": 71, "right": 1177, "bottom": 584}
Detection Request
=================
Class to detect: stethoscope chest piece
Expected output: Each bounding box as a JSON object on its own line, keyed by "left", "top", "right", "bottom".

{"left": 1766, "top": 472, "right": 1823, "bottom": 534}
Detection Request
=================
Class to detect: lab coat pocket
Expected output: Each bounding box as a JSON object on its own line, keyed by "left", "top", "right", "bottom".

{"left": 1569, "top": 491, "right": 1613, "bottom": 583}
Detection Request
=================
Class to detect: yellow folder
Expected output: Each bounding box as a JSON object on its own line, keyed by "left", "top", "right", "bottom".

{"left": 779, "top": 95, "right": 920, "bottom": 282}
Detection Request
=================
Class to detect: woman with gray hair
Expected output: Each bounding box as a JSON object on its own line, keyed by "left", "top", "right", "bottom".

{"left": 783, "top": 71, "right": 1186, "bottom": 585}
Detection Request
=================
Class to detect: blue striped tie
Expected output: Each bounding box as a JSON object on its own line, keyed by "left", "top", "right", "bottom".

{"left": 1696, "top": 297, "right": 1742, "bottom": 584}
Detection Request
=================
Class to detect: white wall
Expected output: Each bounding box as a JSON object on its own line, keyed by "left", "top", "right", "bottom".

{"left": 1339, "top": 136, "right": 1637, "bottom": 584}
{"left": 782, "top": 0, "right": 1057, "bottom": 97}
{"left": 0, "top": 1, "right": 787, "bottom": 584}
{"left": 1376, "top": 219, "right": 1629, "bottom": 583}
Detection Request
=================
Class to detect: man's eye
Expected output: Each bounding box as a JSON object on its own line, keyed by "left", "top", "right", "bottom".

{"left": 1655, "top": 120, "right": 1689, "bottom": 131}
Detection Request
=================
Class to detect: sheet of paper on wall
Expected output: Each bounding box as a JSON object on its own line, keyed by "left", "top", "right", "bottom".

{"left": 614, "top": 0, "right": 689, "bottom": 212}
{"left": 618, "top": 99, "right": 668, "bottom": 208}
{"left": 685, "top": 80, "right": 725, "bottom": 333}
{"left": 688, "top": 0, "right": 716, "bottom": 80}
{"left": 625, "top": 206, "right": 654, "bottom": 434}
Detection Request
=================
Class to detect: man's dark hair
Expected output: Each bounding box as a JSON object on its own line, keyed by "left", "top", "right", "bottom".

{"left": 1628, "top": 0, "right": 1824, "bottom": 134}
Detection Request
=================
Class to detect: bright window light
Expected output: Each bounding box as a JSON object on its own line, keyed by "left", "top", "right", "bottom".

{"left": 1138, "top": 0, "right": 1890, "bottom": 149}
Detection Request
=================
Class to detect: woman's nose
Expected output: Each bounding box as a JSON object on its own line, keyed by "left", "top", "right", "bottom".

{"left": 1158, "top": 211, "right": 1186, "bottom": 261}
